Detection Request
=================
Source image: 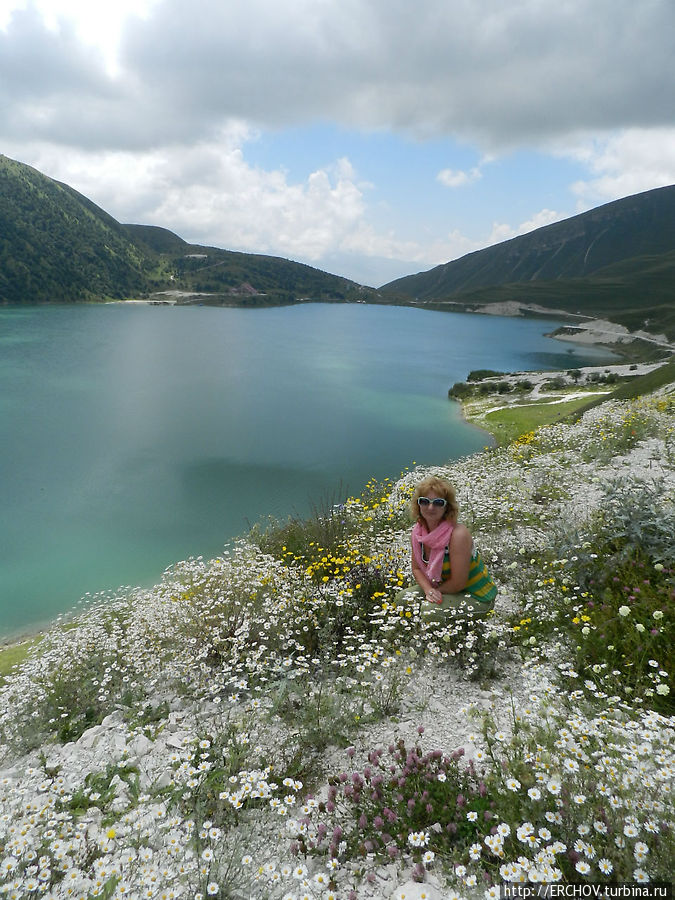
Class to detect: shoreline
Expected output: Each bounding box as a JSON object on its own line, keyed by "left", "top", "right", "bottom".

{"left": 451, "top": 358, "right": 670, "bottom": 446}
{"left": 114, "top": 295, "right": 675, "bottom": 358}
{"left": 406, "top": 296, "right": 674, "bottom": 357}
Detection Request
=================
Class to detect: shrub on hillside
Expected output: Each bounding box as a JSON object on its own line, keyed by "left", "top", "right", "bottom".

{"left": 509, "top": 476, "right": 674, "bottom": 714}
{"left": 448, "top": 381, "right": 472, "bottom": 399}
{"left": 467, "top": 369, "right": 505, "bottom": 382}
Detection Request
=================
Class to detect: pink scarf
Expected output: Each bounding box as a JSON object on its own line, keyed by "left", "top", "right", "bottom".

{"left": 411, "top": 520, "right": 454, "bottom": 584}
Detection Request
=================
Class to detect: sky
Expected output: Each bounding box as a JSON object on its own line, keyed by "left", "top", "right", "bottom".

{"left": 1, "top": 0, "right": 675, "bottom": 287}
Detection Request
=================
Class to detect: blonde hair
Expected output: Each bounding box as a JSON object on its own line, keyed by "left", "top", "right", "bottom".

{"left": 409, "top": 476, "right": 458, "bottom": 524}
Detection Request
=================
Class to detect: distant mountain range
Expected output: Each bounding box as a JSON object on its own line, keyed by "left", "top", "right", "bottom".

{"left": 0, "top": 155, "right": 376, "bottom": 307}
{"left": 1, "top": 153, "right": 674, "bottom": 340}
{"left": 383, "top": 185, "right": 675, "bottom": 340}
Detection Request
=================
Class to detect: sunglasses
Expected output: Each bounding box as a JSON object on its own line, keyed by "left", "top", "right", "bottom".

{"left": 417, "top": 497, "right": 447, "bottom": 507}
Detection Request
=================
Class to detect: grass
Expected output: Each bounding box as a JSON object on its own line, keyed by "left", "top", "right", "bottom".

{"left": 457, "top": 357, "right": 675, "bottom": 445}
{"left": 471, "top": 395, "right": 604, "bottom": 445}
{"left": 0, "top": 635, "right": 43, "bottom": 682}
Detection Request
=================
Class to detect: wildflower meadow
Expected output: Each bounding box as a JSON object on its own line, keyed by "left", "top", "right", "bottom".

{"left": 0, "top": 383, "right": 673, "bottom": 899}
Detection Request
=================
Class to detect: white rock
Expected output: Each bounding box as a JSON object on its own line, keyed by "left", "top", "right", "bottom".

{"left": 109, "top": 774, "right": 129, "bottom": 797}
{"left": 101, "top": 710, "right": 125, "bottom": 727}
{"left": 128, "top": 734, "right": 154, "bottom": 757}
{"left": 77, "top": 725, "right": 107, "bottom": 749}
{"left": 154, "top": 768, "right": 174, "bottom": 790}
{"left": 112, "top": 731, "right": 128, "bottom": 753}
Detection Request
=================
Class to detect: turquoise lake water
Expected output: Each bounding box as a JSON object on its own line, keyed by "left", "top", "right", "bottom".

{"left": 0, "top": 303, "right": 616, "bottom": 637}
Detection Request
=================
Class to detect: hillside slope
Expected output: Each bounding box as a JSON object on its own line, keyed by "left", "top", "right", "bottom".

{"left": 0, "top": 155, "right": 157, "bottom": 304}
{"left": 384, "top": 184, "right": 675, "bottom": 297}
{"left": 383, "top": 185, "right": 675, "bottom": 339}
{"left": 0, "top": 156, "right": 376, "bottom": 305}
{"left": 428, "top": 250, "right": 675, "bottom": 340}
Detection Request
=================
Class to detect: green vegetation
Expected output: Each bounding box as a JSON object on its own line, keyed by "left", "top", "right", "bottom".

{"left": 163, "top": 244, "right": 371, "bottom": 303}
{"left": 452, "top": 360, "right": 675, "bottom": 445}
{"left": 426, "top": 262, "right": 675, "bottom": 343}
{"left": 0, "top": 636, "right": 43, "bottom": 682}
{"left": 0, "top": 155, "right": 379, "bottom": 306}
{"left": 466, "top": 369, "right": 506, "bottom": 381}
{"left": 384, "top": 184, "right": 675, "bottom": 340}
{"left": 482, "top": 396, "right": 597, "bottom": 445}
{"left": 570, "top": 355, "right": 675, "bottom": 418}
{"left": 0, "top": 155, "right": 158, "bottom": 304}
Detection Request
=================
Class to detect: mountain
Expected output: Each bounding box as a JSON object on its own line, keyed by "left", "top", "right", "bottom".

{"left": 3, "top": 153, "right": 675, "bottom": 337}
{"left": 383, "top": 185, "right": 675, "bottom": 340}
{"left": 0, "top": 155, "right": 375, "bottom": 306}
{"left": 0, "top": 155, "right": 158, "bottom": 304}
{"left": 126, "top": 228, "right": 371, "bottom": 302}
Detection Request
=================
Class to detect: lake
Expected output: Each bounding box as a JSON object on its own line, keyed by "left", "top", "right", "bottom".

{"left": 0, "top": 302, "right": 615, "bottom": 637}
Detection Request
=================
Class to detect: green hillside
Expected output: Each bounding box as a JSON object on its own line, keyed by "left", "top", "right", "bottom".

{"left": 122, "top": 223, "right": 189, "bottom": 254}
{"left": 0, "top": 156, "right": 376, "bottom": 306}
{"left": 418, "top": 250, "right": 675, "bottom": 340}
{"left": 0, "top": 155, "right": 159, "bottom": 303}
{"left": 384, "top": 185, "right": 675, "bottom": 340}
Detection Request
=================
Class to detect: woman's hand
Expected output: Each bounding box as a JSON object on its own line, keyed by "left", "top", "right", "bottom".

{"left": 425, "top": 586, "right": 443, "bottom": 605}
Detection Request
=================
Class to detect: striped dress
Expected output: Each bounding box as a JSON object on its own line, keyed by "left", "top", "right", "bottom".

{"left": 429, "top": 544, "right": 497, "bottom": 604}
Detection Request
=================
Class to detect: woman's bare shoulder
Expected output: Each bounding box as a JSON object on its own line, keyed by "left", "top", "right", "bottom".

{"left": 450, "top": 522, "right": 472, "bottom": 544}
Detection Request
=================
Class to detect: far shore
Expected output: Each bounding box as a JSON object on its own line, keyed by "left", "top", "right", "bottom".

{"left": 111, "top": 295, "right": 675, "bottom": 358}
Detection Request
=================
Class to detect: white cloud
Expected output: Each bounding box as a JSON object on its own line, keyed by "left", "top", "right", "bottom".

{"left": 8, "top": 136, "right": 369, "bottom": 263}
{"left": 564, "top": 128, "right": 675, "bottom": 211}
{"left": 436, "top": 166, "right": 482, "bottom": 188}
{"left": 0, "top": 0, "right": 160, "bottom": 73}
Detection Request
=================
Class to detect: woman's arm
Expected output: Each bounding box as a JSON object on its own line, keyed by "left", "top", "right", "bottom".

{"left": 438, "top": 524, "right": 472, "bottom": 595}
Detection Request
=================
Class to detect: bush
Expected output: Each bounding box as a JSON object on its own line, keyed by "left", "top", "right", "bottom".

{"left": 512, "top": 476, "right": 675, "bottom": 713}
{"left": 467, "top": 369, "right": 505, "bottom": 382}
{"left": 448, "top": 381, "right": 472, "bottom": 399}
{"left": 297, "top": 704, "right": 675, "bottom": 890}
{"left": 251, "top": 488, "right": 358, "bottom": 564}
{"left": 297, "top": 737, "right": 484, "bottom": 864}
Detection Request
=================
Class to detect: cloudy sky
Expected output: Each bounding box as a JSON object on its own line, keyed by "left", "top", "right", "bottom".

{"left": 1, "top": 0, "right": 674, "bottom": 285}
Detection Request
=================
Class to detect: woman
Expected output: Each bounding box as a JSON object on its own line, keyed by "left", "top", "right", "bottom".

{"left": 403, "top": 475, "right": 497, "bottom": 618}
